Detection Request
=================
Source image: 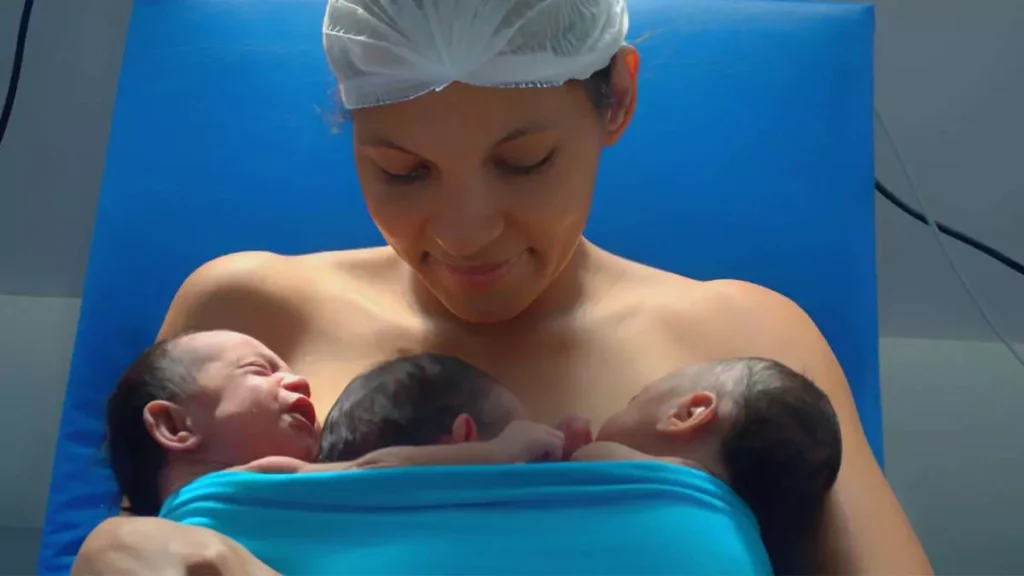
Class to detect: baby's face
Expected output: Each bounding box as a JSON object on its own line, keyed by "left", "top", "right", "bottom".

{"left": 596, "top": 364, "right": 727, "bottom": 458}
{"left": 176, "top": 331, "right": 321, "bottom": 464}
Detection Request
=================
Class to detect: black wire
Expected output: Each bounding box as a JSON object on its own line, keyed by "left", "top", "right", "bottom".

{"left": 0, "top": 0, "right": 33, "bottom": 149}
{"left": 1, "top": 0, "right": 1019, "bottom": 279}
{"left": 875, "top": 179, "right": 1024, "bottom": 277}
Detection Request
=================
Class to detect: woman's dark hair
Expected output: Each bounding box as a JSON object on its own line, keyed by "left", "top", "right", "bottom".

{"left": 105, "top": 333, "right": 199, "bottom": 516}
{"left": 581, "top": 56, "right": 616, "bottom": 114}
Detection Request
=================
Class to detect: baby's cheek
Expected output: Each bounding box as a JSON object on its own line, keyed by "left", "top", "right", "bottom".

{"left": 595, "top": 410, "right": 650, "bottom": 451}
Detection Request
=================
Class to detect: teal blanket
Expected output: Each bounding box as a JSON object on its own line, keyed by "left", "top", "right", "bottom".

{"left": 160, "top": 461, "right": 771, "bottom": 574}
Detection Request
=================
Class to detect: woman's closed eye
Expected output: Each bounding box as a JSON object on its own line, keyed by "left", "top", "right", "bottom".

{"left": 372, "top": 148, "right": 557, "bottom": 185}
{"left": 380, "top": 163, "right": 430, "bottom": 184}
{"left": 362, "top": 145, "right": 432, "bottom": 185}
{"left": 495, "top": 149, "right": 556, "bottom": 176}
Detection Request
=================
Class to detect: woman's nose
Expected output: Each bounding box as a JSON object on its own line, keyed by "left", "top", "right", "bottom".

{"left": 280, "top": 374, "right": 311, "bottom": 398}
{"left": 429, "top": 185, "right": 504, "bottom": 258}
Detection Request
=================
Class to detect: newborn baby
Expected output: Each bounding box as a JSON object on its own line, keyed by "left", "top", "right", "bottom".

{"left": 106, "top": 330, "right": 322, "bottom": 516}
{"left": 108, "top": 329, "right": 838, "bottom": 574}
{"left": 259, "top": 350, "right": 840, "bottom": 574}
{"left": 105, "top": 330, "right": 562, "bottom": 517}
{"left": 318, "top": 354, "right": 840, "bottom": 574}
{"left": 578, "top": 358, "right": 843, "bottom": 574}
{"left": 314, "top": 351, "right": 568, "bottom": 466}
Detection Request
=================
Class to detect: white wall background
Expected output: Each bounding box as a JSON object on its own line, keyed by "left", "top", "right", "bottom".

{"left": 881, "top": 339, "right": 1024, "bottom": 573}
{"left": 1, "top": 0, "right": 1023, "bottom": 574}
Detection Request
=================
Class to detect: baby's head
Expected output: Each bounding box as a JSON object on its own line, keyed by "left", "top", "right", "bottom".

{"left": 106, "top": 330, "right": 320, "bottom": 515}
{"left": 598, "top": 357, "right": 842, "bottom": 572}
{"left": 319, "top": 353, "right": 523, "bottom": 462}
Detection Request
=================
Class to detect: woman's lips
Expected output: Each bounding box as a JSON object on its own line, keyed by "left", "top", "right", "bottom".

{"left": 434, "top": 252, "right": 524, "bottom": 288}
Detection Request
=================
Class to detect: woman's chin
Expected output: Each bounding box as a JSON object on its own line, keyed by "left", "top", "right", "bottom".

{"left": 440, "top": 297, "right": 531, "bottom": 325}
{"left": 420, "top": 276, "right": 538, "bottom": 325}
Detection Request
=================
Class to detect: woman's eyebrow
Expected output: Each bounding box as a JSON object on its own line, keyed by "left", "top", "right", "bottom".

{"left": 493, "top": 123, "right": 552, "bottom": 147}
{"left": 357, "top": 136, "right": 416, "bottom": 154}
{"left": 357, "top": 122, "right": 553, "bottom": 152}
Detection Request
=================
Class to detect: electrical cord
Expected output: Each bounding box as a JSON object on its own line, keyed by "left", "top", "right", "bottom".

{"left": 876, "top": 179, "right": 1024, "bottom": 278}
{"left": 0, "top": 0, "right": 33, "bottom": 150}
{"left": 875, "top": 106, "right": 1024, "bottom": 367}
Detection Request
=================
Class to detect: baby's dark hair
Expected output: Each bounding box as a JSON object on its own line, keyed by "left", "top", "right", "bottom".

{"left": 716, "top": 358, "right": 842, "bottom": 575}
{"left": 105, "top": 332, "right": 201, "bottom": 516}
{"left": 319, "top": 353, "right": 517, "bottom": 462}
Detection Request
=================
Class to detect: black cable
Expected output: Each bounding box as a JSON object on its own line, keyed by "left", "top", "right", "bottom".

{"left": 1, "top": 0, "right": 1019, "bottom": 280}
{"left": 875, "top": 179, "right": 1024, "bottom": 278}
{"left": 0, "top": 0, "right": 34, "bottom": 149}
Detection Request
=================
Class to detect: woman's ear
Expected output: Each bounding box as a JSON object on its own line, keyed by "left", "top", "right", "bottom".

{"left": 656, "top": 391, "right": 718, "bottom": 437}
{"left": 449, "top": 413, "right": 479, "bottom": 444}
{"left": 143, "top": 400, "right": 200, "bottom": 451}
{"left": 604, "top": 45, "right": 640, "bottom": 145}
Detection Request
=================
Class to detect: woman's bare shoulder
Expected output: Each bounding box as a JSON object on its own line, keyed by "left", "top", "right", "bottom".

{"left": 156, "top": 247, "right": 398, "bottom": 347}
{"left": 612, "top": 259, "right": 838, "bottom": 379}
{"left": 608, "top": 256, "right": 788, "bottom": 327}
{"left": 638, "top": 271, "right": 842, "bottom": 381}
{"left": 616, "top": 258, "right": 808, "bottom": 346}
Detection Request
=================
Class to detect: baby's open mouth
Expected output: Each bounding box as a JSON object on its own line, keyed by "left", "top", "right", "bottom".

{"left": 287, "top": 396, "right": 318, "bottom": 429}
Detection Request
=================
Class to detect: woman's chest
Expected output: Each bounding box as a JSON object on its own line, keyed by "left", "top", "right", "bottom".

{"left": 288, "top": 315, "right": 700, "bottom": 425}
{"left": 471, "top": 335, "right": 682, "bottom": 424}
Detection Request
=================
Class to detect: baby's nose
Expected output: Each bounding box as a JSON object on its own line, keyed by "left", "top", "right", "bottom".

{"left": 280, "top": 374, "right": 311, "bottom": 398}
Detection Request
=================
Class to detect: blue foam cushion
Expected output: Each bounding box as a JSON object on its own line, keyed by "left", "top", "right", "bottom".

{"left": 39, "top": 1, "right": 878, "bottom": 573}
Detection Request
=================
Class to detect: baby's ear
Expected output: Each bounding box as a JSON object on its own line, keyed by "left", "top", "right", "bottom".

{"left": 449, "top": 413, "right": 479, "bottom": 444}
{"left": 656, "top": 391, "right": 718, "bottom": 437}
{"left": 143, "top": 400, "right": 200, "bottom": 451}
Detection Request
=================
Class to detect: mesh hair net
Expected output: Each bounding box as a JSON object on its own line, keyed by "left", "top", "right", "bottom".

{"left": 323, "top": 0, "right": 629, "bottom": 110}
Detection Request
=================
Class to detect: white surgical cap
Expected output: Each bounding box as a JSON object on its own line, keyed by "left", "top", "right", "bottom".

{"left": 323, "top": 0, "right": 629, "bottom": 110}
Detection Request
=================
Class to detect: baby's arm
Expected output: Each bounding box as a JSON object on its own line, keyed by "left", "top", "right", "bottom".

{"left": 240, "top": 420, "right": 564, "bottom": 473}
{"left": 570, "top": 441, "right": 698, "bottom": 469}
{"left": 570, "top": 441, "right": 664, "bottom": 462}
{"left": 233, "top": 456, "right": 313, "bottom": 473}
{"left": 341, "top": 442, "right": 507, "bottom": 470}
{"left": 234, "top": 444, "right": 503, "bottom": 474}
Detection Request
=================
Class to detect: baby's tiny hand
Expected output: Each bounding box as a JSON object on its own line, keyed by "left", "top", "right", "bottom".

{"left": 490, "top": 420, "right": 565, "bottom": 463}
{"left": 555, "top": 414, "right": 594, "bottom": 460}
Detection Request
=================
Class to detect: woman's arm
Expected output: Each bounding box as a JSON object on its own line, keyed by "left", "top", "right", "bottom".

{"left": 677, "top": 280, "right": 932, "bottom": 574}
{"left": 72, "top": 516, "right": 279, "bottom": 576}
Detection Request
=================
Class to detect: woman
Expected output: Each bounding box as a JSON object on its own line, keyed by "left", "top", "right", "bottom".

{"left": 73, "top": 0, "right": 930, "bottom": 573}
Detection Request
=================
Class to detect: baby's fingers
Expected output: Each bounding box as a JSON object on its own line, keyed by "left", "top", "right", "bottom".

{"left": 555, "top": 414, "right": 593, "bottom": 459}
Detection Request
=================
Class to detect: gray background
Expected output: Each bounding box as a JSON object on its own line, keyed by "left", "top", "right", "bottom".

{"left": 1, "top": 0, "right": 1022, "bottom": 573}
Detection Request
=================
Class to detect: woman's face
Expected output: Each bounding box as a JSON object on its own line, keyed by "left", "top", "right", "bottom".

{"left": 350, "top": 50, "right": 636, "bottom": 323}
